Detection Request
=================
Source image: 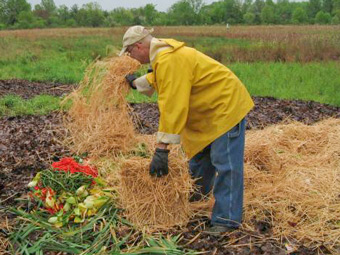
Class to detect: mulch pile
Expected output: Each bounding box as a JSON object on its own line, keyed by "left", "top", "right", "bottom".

{"left": 0, "top": 79, "right": 340, "bottom": 255}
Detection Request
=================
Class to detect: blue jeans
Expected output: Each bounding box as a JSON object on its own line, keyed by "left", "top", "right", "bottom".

{"left": 189, "top": 119, "right": 246, "bottom": 228}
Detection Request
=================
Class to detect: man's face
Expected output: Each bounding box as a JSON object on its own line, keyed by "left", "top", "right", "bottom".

{"left": 127, "top": 42, "right": 150, "bottom": 64}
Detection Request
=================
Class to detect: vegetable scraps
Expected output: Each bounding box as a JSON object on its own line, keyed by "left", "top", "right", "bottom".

{"left": 27, "top": 157, "right": 112, "bottom": 227}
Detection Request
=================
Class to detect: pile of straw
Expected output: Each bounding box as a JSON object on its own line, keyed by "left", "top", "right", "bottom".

{"left": 62, "top": 56, "right": 140, "bottom": 157}
{"left": 115, "top": 137, "right": 194, "bottom": 230}
{"left": 244, "top": 118, "right": 340, "bottom": 250}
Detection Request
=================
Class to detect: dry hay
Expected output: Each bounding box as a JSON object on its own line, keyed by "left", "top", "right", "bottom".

{"left": 62, "top": 56, "right": 140, "bottom": 157}
{"left": 244, "top": 118, "right": 340, "bottom": 251}
{"left": 102, "top": 135, "right": 195, "bottom": 231}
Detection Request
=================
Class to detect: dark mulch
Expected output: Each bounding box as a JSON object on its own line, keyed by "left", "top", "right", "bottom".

{"left": 0, "top": 80, "right": 339, "bottom": 255}
{"left": 0, "top": 79, "right": 76, "bottom": 99}
{"left": 131, "top": 97, "right": 340, "bottom": 134}
{"left": 0, "top": 112, "right": 70, "bottom": 209}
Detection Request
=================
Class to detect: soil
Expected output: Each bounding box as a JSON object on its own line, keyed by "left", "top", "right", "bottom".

{"left": 0, "top": 79, "right": 339, "bottom": 255}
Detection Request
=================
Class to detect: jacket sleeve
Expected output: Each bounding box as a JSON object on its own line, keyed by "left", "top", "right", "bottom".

{"left": 134, "top": 74, "right": 155, "bottom": 97}
{"left": 155, "top": 57, "right": 192, "bottom": 144}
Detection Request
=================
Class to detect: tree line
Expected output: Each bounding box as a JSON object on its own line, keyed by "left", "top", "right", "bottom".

{"left": 0, "top": 0, "right": 340, "bottom": 29}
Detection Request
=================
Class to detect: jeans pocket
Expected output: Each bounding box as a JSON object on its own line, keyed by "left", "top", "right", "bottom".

{"left": 227, "top": 122, "right": 241, "bottom": 138}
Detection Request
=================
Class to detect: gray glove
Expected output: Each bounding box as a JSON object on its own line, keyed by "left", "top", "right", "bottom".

{"left": 125, "top": 74, "right": 137, "bottom": 89}
{"left": 150, "top": 148, "right": 169, "bottom": 177}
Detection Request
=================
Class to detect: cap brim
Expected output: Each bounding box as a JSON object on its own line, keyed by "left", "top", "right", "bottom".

{"left": 119, "top": 46, "right": 127, "bottom": 56}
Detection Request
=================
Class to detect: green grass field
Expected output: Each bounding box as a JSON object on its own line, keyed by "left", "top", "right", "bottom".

{"left": 0, "top": 26, "right": 339, "bottom": 117}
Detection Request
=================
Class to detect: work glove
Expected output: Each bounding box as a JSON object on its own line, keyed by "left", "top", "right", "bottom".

{"left": 150, "top": 148, "right": 169, "bottom": 177}
{"left": 125, "top": 74, "right": 137, "bottom": 89}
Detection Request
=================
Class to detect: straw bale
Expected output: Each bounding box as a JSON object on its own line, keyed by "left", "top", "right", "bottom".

{"left": 62, "top": 56, "right": 140, "bottom": 157}
{"left": 105, "top": 135, "right": 194, "bottom": 230}
{"left": 243, "top": 118, "right": 340, "bottom": 251}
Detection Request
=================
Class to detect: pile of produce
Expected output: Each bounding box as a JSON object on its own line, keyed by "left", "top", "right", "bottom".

{"left": 27, "top": 157, "right": 111, "bottom": 227}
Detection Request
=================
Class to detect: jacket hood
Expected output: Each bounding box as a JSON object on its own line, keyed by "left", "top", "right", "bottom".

{"left": 161, "top": 39, "right": 185, "bottom": 52}
{"left": 150, "top": 38, "right": 185, "bottom": 64}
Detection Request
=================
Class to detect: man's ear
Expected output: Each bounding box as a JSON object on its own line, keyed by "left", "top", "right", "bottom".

{"left": 135, "top": 42, "right": 142, "bottom": 49}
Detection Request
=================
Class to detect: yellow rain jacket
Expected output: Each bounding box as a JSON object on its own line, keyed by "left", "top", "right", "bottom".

{"left": 145, "top": 39, "right": 254, "bottom": 159}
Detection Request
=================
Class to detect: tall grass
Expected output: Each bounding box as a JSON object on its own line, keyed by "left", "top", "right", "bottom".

{"left": 230, "top": 62, "right": 340, "bottom": 106}
{"left": 129, "top": 62, "right": 340, "bottom": 106}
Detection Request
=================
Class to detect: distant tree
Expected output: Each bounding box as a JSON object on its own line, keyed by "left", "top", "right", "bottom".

{"left": 276, "top": 0, "right": 289, "bottom": 23}
{"left": 333, "top": 0, "right": 340, "bottom": 18}
{"left": 34, "top": 4, "right": 48, "bottom": 20}
{"left": 251, "top": 0, "right": 266, "bottom": 24}
{"left": 0, "top": 0, "right": 5, "bottom": 22}
{"left": 130, "top": 7, "right": 145, "bottom": 25}
{"left": 143, "top": 4, "right": 158, "bottom": 25}
{"left": 261, "top": 4, "right": 276, "bottom": 23}
{"left": 41, "top": 0, "right": 56, "bottom": 14}
{"left": 77, "top": 2, "right": 104, "bottom": 27}
{"left": 168, "top": 0, "right": 196, "bottom": 25}
{"left": 323, "top": 0, "right": 333, "bottom": 13}
{"left": 224, "top": 0, "right": 243, "bottom": 24}
{"left": 291, "top": 7, "right": 308, "bottom": 23}
{"left": 70, "top": 4, "right": 78, "bottom": 17}
{"left": 243, "top": 11, "right": 255, "bottom": 24}
{"left": 105, "top": 7, "right": 133, "bottom": 26}
{"left": 315, "top": 10, "right": 332, "bottom": 23}
{"left": 153, "top": 11, "right": 169, "bottom": 25}
{"left": 198, "top": 4, "right": 214, "bottom": 24}
{"left": 65, "top": 18, "right": 76, "bottom": 27}
{"left": 57, "top": 5, "right": 70, "bottom": 25}
{"left": 34, "top": 0, "right": 56, "bottom": 21}
{"left": 331, "top": 14, "right": 340, "bottom": 23}
{"left": 205, "top": 1, "right": 226, "bottom": 24}
{"left": 2, "top": 0, "right": 31, "bottom": 25}
{"left": 16, "top": 10, "right": 34, "bottom": 28}
{"left": 242, "top": 0, "right": 253, "bottom": 15}
{"left": 308, "top": 0, "right": 322, "bottom": 19}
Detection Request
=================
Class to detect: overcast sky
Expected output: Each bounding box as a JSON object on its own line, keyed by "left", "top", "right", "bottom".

{"left": 27, "top": 0, "right": 218, "bottom": 12}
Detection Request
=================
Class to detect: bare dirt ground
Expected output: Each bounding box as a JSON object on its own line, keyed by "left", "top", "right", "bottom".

{"left": 0, "top": 79, "right": 339, "bottom": 255}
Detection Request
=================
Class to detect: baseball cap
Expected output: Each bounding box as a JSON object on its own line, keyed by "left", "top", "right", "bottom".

{"left": 119, "top": 26, "right": 154, "bottom": 56}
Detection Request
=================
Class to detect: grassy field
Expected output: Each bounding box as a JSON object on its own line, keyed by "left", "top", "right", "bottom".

{"left": 0, "top": 26, "right": 339, "bottom": 110}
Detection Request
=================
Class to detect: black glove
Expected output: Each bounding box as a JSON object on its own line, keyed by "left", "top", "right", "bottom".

{"left": 125, "top": 74, "right": 137, "bottom": 89}
{"left": 150, "top": 148, "right": 169, "bottom": 177}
